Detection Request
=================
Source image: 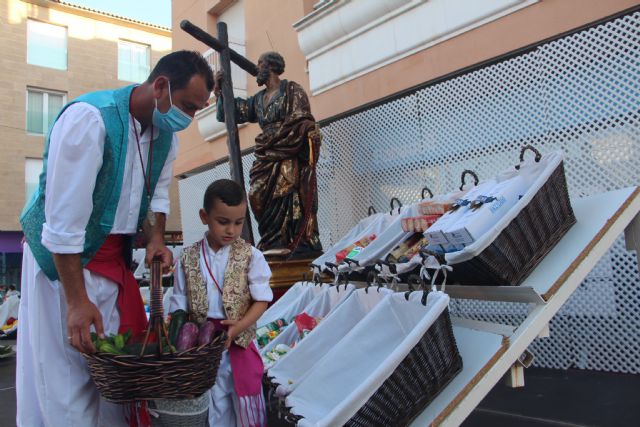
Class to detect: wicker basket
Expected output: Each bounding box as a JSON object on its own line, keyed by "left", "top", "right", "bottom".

{"left": 82, "top": 259, "right": 226, "bottom": 403}
{"left": 447, "top": 146, "right": 575, "bottom": 286}
{"left": 83, "top": 336, "right": 225, "bottom": 402}
{"left": 279, "top": 305, "right": 462, "bottom": 427}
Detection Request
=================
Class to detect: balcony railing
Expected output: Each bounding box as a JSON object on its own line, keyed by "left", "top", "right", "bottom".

{"left": 203, "top": 42, "right": 247, "bottom": 98}
{"left": 196, "top": 43, "right": 248, "bottom": 142}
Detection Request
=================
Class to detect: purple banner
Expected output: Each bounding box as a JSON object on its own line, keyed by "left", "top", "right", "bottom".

{"left": 0, "top": 232, "right": 24, "bottom": 253}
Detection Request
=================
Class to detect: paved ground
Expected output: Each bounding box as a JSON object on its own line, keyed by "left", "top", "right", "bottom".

{"left": 0, "top": 339, "right": 16, "bottom": 427}
{"left": 2, "top": 344, "right": 639, "bottom": 427}
{"left": 463, "top": 367, "right": 640, "bottom": 427}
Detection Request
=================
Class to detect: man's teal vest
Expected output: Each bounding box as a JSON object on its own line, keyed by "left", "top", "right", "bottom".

{"left": 20, "top": 85, "right": 173, "bottom": 281}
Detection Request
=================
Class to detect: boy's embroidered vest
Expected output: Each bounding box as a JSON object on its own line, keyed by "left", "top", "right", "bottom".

{"left": 181, "top": 238, "right": 256, "bottom": 348}
{"left": 20, "top": 85, "right": 173, "bottom": 281}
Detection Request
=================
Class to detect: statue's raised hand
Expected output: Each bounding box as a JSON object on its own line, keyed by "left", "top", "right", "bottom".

{"left": 213, "top": 70, "right": 225, "bottom": 97}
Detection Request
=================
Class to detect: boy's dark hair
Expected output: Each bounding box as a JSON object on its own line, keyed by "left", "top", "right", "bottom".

{"left": 147, "top": 50, "right": 214, "bottom": 92}
{"left": 203, "top": 179, "right": 246, "bottom": 213}
{"left": 8, "top": 285, "right": 15, "bottom": 291}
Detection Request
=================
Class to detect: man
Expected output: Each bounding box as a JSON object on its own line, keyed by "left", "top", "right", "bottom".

{"left": 17, "top": 50, "right": 213, "bottom": 426}
{"left": 5, "top": 285, "right": 19, "bottom": 300}
{"left": 215, "top": 51, "right": 322, "bottom": 257}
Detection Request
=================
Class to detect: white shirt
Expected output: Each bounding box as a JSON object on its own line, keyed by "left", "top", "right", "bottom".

{"left": 41, "top": 102, "right": 178, "bottom": 254}
{"left": 170, "top": 235, "right": 274, "bottom": 318}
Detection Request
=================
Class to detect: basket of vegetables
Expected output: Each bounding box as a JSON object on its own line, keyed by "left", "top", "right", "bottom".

{"left": 82, "top": 259, "right": 226, "bottom": 403}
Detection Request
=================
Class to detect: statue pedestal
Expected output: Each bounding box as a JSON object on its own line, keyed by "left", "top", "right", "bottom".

{"left": 267, "top": 257, "right": 314, "bottom": 288}
{"left": 262, "top": 249, "right": 321, "bottom": 299}
{"left": 263, "top": 248, "right": 325, "bottom": 299}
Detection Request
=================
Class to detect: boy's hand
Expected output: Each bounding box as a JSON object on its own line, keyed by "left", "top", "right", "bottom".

{"left": 220, "top": 319, "right": 241, "bottom": 348}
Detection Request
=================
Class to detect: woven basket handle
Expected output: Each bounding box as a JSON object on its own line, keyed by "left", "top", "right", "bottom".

{"left": 368, "top": 205, "right": 377, "bottom": 216}
{"left": 516, "top": 145, "right": 542, "bottom": 170}
{"left": 390, "top": 197, "right": 402, "bottom": 214}
{"left": 421, "top": 187, "right": 433, "bottom": 199}
{"left": 139, "top": 257, "right": 173, "bottom": 358}
{"left": 519, "top": 144, "right": 542, "bottom": 162}
{"left": 459, "top": 170, "right": 479, "bottom": 191}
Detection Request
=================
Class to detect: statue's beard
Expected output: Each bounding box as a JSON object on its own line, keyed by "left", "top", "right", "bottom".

{"left": 256, "top": 68, "right": 270, "bottom": 86}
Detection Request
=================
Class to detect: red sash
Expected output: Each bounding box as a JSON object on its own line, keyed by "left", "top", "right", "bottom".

{"left": 86, "top": 235, "right": 147, "bottom": 335}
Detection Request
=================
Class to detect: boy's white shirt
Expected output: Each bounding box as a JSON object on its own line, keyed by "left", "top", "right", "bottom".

{"left": 170, "top": 233, "right": 274, "bottom": 318}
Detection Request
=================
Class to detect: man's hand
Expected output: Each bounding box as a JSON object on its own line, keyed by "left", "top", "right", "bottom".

{"left": 67, "top": 298, "right": 104, "bottom": 354}
{"left": 213, "top": 71, "right": 224, "bottom": 98}
{"left": 144, "top": 212, "right": 172, "bottom": 273}
{"left": 145, "top": 240, "right": 173, "bottom": 274}
{"left": 220, "top": 319, "right": 241, "bottom": 349}
{"left": 53, "top": 253, "right": 104, "bottom": 354}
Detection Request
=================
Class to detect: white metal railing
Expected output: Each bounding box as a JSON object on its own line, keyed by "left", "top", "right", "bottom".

{"left": 203, "top": 42, "right": 248, "bottom": 97}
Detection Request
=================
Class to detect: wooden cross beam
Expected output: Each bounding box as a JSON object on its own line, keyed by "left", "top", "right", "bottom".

{"left": 180, "top": 20, "right": 257, "bottom": 244}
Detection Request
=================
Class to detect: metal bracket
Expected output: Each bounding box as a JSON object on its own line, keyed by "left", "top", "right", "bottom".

{"left": 537, "top": 322, "right": 550, "bottom": 338}
{"left": 443, "top": 285, "right": 546, "bottom": 305}
{"left": 624, "top": 212, "right": 640, "bottom": 268}
{"left": 504, "top": 349, "right": 534, "bottom": 388}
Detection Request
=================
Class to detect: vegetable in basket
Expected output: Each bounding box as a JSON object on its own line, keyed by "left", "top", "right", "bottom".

{"left": 168, "top": 309, "right": 188, "bottom": 346}
{"left": 176, "top": 322, "right": 199, "bottom": 351}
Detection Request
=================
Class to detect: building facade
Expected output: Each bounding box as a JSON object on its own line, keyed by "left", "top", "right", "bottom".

{"left": 172, "top": 0, "right": 638, "bottom": 176}
{"left": 172, "top": 0, "right": 640, "bottom": 378}
{"left": 0, "top": 0, "right": 174, "bottom": 287}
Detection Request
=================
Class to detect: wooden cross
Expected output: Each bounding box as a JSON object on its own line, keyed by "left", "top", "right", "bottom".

{"left": 180, "top": 20, "right": 257, "bottom": 243}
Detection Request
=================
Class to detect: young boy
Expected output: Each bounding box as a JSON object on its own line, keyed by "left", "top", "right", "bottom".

{"left": 170, "top": 179, "right": 272, "bottom": 427}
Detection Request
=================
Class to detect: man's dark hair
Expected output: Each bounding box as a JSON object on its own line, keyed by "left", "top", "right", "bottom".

{"left": 260, "top": 51, "right": 285, "bottom": 75}
{"left": 147, "top": 50, "right": 214, "bottom": 92}
{"left": 8, "top": 285, "right": 15, "bottom": 291}
{"left": 203, "top": 179, "right": 246, "bottom": 213}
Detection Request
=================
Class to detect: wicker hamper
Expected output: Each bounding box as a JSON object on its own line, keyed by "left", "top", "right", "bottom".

{"left": 446, "top": 146, "right": 576, "bottom": 286}
{"left": 82, "top": 259, "right": 226, "bottom": 403}
{"left": 280, "top": 291, "right": 462, "bottom": 427}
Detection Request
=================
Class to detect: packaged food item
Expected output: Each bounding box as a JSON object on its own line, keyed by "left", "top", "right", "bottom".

{"left": 262, "top": 344, "right": 292, "bottom": 369}
{"left": 418, "top": 201, "right": 453, "bottom": 216}
{"left": 425, "top": 180, "right": 497, "bottom": 246}
{"left": 294, "top": 312, "right": 317, "bottom": 334}
{"left": 401, "top": 215, "right": 441, "bottom": 232}
{"left": 388, "top": 233, "right": 427, "bottom": 263}
{"left": 256, "top": 318, "right": 288, "bottom": 348}
{"left": 400, "top": 236, "right": 428, "bottom": 262}
{"left": 335, "top": 234, "right": 377, "bottom": 263}
{"left": 444, "top": 175, "right": 529, "bottom": 245}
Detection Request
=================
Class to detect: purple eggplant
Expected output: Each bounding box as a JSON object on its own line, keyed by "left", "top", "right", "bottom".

{"left": 176, "top": 322, "right": 199, "bottom": 351}
{"left": 198, "top": 321, "right": 217, "bottom": 346}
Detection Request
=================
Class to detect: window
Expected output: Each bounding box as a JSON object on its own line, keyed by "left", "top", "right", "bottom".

{"left": 27, "top": 20, "right": 67, "bottom": 70}
{"left": 26, "top": 88, "right": 66, "bottom": 135}
{"left": 118, "top": 40, "right": 150, "bottom": 83}
{"left": 25, "top": 158, "right": 43, "bottom": 203}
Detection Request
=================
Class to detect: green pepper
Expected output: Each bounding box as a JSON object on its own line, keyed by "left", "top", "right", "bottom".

{"left": 168, "top": 309, "right": 188, "bottom": 346}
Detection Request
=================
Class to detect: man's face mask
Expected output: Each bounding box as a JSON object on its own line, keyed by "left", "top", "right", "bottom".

{"left": 152, "top": 80, "right": 193, "bottom": 132}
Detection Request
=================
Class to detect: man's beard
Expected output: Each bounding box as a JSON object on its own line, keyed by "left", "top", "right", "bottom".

{"left": 256, "top": 68, "right": 270, "bottom": 86}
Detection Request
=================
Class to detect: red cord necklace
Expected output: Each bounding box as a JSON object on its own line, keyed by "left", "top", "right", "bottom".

{"left": 201, "top": 239, "right": 223, "bottom": 294}
{"left": 129, "top": 92, "right": 155, "bottom": 226}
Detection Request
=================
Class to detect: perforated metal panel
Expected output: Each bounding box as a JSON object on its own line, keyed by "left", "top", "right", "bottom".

{"left": 178, "top": 151, "right": 258, "bottom": 246}
{"left": 180, "top": 11, "right": 640, "bottom": 372}
{"left": 318, "top": 11, "right": 640, "bottom": 373}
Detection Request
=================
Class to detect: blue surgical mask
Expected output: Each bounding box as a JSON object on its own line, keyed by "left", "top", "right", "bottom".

{"left": 152, "top": 81, "right": 193, "bottom": 132}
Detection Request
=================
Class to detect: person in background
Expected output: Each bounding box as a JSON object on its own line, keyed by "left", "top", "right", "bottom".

{"left": 17, "top": 50, "right": 213, "bottom": 427}
{"left": 5, "top": 285, "right": 19, "bottom": 300}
